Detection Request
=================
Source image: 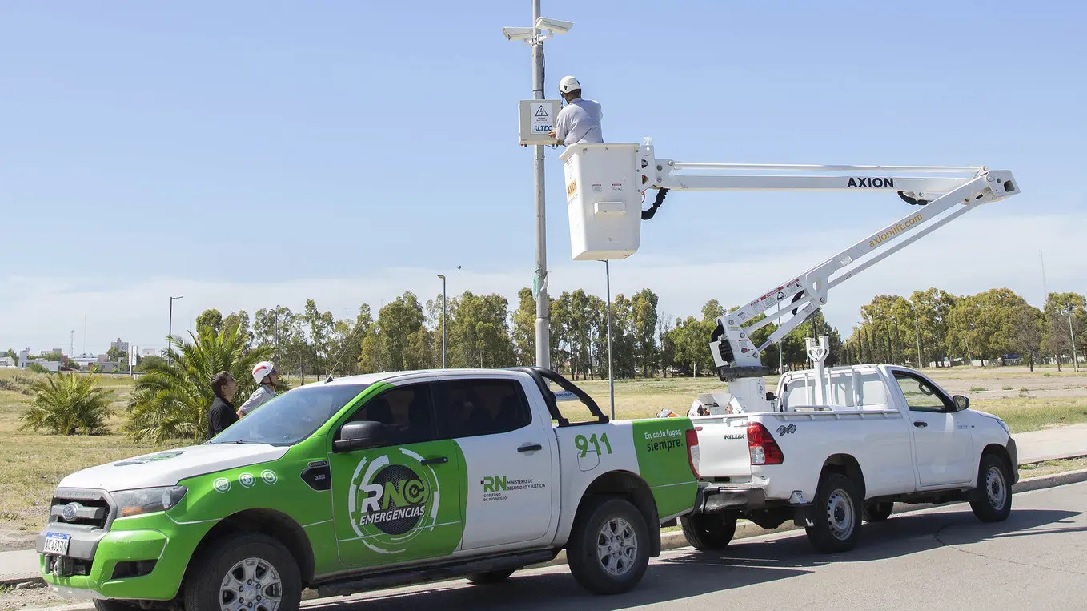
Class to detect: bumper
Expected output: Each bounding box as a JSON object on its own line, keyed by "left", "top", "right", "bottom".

{"left": 693, "top": 483, "right": 767, "bottom": 514}
{"left": 37, "top": 519, "right": 207, "bottom": 602}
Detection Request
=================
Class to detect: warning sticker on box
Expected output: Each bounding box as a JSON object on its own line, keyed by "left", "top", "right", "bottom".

{"left": 530, "top": 103, "right": 554, "bottom": 134}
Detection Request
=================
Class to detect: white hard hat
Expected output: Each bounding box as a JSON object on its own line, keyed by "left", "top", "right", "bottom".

{"left": 559, "top": 75, "right": 581, "bottom": 94}
{"left": 252, "top": 361, "right": 277, "bottom": 384}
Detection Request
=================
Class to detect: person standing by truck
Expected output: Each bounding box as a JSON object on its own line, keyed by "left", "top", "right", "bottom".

{"left": 237, "top": 360, "right": 280, "bottom": 418}
{"left": 206, "top": 371, "right": 238, "bottom": 439}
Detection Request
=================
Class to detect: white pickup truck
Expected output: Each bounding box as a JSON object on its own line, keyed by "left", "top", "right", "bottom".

{"left": 680, "top": 363, "right": 1018, "bottom": 553}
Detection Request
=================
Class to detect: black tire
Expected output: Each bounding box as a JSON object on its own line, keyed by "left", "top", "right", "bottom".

{"left": 466, "top": 569, "right": 516, "bottom": 585}
{"left": 566, "top": 496, "right": 651, "bottom": 595}
{"left": 864, "top": 501, "right": 894, "bottom": 522}
{"left": 969, "top": 452, "right": 1013, "bottom": 522}
{"left": 804, "top": 471, "right": 862, "bottom": 553}
{"left": 182, "top": 532, "right": 302, "bottom": 611}
{"left": 679, "top": 513, "right": 737, "bottom": 550}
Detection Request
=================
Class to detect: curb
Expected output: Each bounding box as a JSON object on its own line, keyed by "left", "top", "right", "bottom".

{"left": 6, "top": 461, "right": 1087, "bottom": 594}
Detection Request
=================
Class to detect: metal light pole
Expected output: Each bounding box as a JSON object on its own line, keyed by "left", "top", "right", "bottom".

{"left": 168, "top": 295, "right": 183, "bottom": 364}
{"left": 503, "top": 2, "right": 573, "bottom": 371}
{"left": 437, "top": 274, "right": 447, "bottom": 368}
{"left": 601, "top": 260, "right": 614, "bottom": 420}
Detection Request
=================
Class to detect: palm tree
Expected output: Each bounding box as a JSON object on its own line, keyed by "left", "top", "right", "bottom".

{"left": 125, "top": 323, "right": 272, "bottom": 443}
{"left": 22, "top": 373, "right": 115, "bottom": 436}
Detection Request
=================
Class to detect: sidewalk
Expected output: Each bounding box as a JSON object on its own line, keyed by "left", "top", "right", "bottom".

{"left": 3, "top": 423, "right": 1086, "bottom": 589}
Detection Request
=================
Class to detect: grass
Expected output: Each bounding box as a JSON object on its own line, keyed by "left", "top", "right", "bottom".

{"left": 1, "top": 365, "right": 1086, "bottom": 541}
{"left": 0, "top": 370, "right": 175, "bottom": 544}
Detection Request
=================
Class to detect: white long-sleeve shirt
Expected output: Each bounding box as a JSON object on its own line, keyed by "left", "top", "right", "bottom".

{"left": 239, "top": 385, "right": 277, "bottom": 417}
{"left": 553, "top": 97, "right": 603, "bottom": 146}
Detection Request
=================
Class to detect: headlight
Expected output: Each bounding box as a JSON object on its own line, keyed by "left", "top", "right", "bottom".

{"left": 112, "top": 486, "right": 187, "bottom": 518}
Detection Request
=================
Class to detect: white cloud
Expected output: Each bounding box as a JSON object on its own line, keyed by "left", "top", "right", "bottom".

{"left": 1, "top": 211, "right": 1082, "bottom": 355}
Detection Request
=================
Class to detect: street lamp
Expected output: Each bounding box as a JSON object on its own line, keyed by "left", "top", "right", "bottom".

{"left": 600, "top": 260, "right": 614, "bottom": 420}
{"left": 168, "top": 295, "right": 183, "bottom": 364}
{"left": 503, "top": 2, "right": 573, "bottom": 370}
{"left": 437, "top": 274, "right": 447, "bottom": 368}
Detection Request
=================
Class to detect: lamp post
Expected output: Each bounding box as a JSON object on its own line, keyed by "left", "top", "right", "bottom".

{"left": 168, "top": 295, "right": 183, "bottom": 364}
{"left": 601, "top": 260, "right": 614, "bottom": 420}
{"left": 503, "top": 2, "right": 573, "bottom": 370}
{"left": 437, "top": 274, "right": 447, "bottom": 368}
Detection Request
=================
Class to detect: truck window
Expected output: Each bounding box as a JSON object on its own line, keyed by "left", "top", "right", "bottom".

{"left": 891, "top": 371, "right": 952, "bottom": 413}
{"left": 210, "top": 383, "right": 370, "bottom": 446}
{"left": 342, "top": 383, "right": 438, "bottom": 445}
{"left": 432, "top": 378, "right": 532, "bottom": 439}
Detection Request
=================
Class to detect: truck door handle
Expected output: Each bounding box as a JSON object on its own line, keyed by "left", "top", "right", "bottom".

{"left": 518, "top": 443, "right": 543, "bottom": 453}
{"left": 913, "top": 421, "right": 928, "bottom": 428}
{"left": 421, "top": 456, "right": 448, "bottom": 465}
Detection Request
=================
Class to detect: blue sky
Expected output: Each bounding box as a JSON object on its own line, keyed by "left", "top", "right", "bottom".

{"left": 2, "top": 1, "right": 1084, "bottom": 355}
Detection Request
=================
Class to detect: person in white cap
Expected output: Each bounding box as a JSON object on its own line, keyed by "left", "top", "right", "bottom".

{"left": 238, "top": 360, "right": 280, "bottom": 418}
{"left": 548, "top": 75, "right": 604, "bottom": 147}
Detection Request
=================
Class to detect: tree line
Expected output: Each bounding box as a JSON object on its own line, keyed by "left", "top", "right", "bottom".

{"left": 15, "top": 285, "right": 1084, "bottom": 443}
{"left": 181, "top": 285, "right": 1087, "bottom": 382}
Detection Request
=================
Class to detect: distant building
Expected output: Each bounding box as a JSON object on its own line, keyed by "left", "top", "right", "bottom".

{"left": 0, "top": 356, "right": 14, "bottom": 368}
{"left": 110, "top": 338, "right": 130, "bottom": 353}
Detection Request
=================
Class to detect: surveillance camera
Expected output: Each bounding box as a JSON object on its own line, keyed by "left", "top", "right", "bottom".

{"left": 501, "top": 26, "right": 535, "bottom": 41}
{"left": 534, "top": 17, "right": 573, "bottom": 34}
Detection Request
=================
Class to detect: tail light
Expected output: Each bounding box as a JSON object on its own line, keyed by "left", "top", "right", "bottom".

{"left": 685, "top": 427, "right": 701, "bottom": 478}
{"left": 747, "top": 422, "right": 784, "bottom": 465}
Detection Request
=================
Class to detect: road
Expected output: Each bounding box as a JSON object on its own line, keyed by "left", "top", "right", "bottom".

{"left": 303, "top": 481, "right": 1087, "bottom": 611}
{"left": 21, "top": 481, "right": 1087, "bottom": 611}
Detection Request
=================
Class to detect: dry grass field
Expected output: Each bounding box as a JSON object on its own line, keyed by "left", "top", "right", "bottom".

{"left": 1, "top": 364, "right": 1085, "bottom": 551}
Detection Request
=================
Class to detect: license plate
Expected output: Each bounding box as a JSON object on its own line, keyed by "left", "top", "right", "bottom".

{"left": 44, "top": 532, "right": 70, "bottom": 556}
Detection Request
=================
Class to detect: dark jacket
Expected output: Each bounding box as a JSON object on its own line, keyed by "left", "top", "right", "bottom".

{"left": 207, "top": 394, "right": 238, "bottom": 440}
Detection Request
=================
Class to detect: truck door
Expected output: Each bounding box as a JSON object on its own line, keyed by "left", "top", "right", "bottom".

{"left": 326, "top": 382, "right": 466, "bottom": 569}
{"left": 890, "top": 370, "right": 974, "bottom": 487}
{"left": 432, "top": 376, "right": 557, "bottom": 551}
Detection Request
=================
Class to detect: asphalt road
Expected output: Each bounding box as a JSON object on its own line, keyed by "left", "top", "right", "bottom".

{"left": 303, "top": 481, "right": 1087, "bottom": 611}
{"left": 23, "top": 481, "right": 1087, "bottom": 611}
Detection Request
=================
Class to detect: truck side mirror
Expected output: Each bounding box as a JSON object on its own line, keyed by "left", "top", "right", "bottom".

{"left": 952, "top": 395, "right": 970, "bottom": 411}
{"left": 333, "top": 421, "right": 386, "bottom": 452}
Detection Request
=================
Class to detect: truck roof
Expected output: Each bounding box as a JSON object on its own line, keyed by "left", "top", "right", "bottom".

{"left": 311, "top": 367, "right": 533, "bottom": 388}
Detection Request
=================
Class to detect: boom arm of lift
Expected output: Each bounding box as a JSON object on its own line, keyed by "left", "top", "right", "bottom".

{"left": 633, "top": 139, "right": 1021, "bottom": 412}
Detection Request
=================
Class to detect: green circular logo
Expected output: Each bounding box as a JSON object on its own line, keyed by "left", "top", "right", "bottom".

{"left": 347, "top": 448, "right": 441, "bottom": 554}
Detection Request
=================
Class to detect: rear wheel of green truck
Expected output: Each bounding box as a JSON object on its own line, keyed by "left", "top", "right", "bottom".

{"left": 566, "top": 496, "right": 650, "bottom": 596}
{"left": 679, "top": 513, "right": 737, "bottom": 550}
{"left": 183, "top": 532, "right": 302, "bottom": 611}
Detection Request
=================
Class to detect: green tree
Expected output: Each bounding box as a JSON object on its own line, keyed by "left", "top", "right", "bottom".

{"left": 1042, "top": 291, "right": 1086, "bottom": 371}
{"left": 125, "top": 324, "right": 272, "bottom": 443}
{"left": 21, "top": 373, "right": 115, "bottom": 436}
{"left": 511, "top": 288, "right": 536, "bottom": 366}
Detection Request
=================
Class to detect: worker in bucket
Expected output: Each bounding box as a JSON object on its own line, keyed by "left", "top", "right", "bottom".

{"left": 549, "top": 75, "right": 603, "bottom": 146}
{"left": 238, "top": 360, "right": 280, "bottom": 418}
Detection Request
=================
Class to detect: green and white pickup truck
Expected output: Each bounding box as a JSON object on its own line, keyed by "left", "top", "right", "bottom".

{"left": 36, "top": 367, "right": 701, "bottom": 610}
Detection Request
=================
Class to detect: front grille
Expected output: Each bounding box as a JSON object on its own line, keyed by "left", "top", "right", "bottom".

{"left": 49, "top": 489, "right": 113, "bottom": 530}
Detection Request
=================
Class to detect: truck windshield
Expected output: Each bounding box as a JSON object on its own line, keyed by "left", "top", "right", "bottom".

{"left": 210, "top": 383, "right": 370, "bottom": 446}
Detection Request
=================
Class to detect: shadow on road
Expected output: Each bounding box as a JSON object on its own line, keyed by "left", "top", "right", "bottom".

{"left": 668, "top": 507, "right": 1079, "bottom": 571}
{"left": 302, "top": 507, "right": 1079, "bottom": 610}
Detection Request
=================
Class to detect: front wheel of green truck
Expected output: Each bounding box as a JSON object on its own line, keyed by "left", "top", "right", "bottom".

{"left": 566, "top": 496, "right": 650, "bottom": 596}
{"left": 182, "top": 532, "right": 303, "bottom": 611}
